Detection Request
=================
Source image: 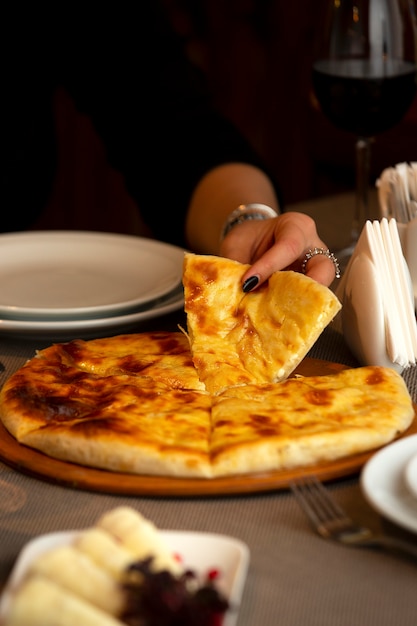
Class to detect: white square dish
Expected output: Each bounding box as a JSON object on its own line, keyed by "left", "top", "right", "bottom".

{"left": 0, "top": 529, "right": 250, "bottom": 626}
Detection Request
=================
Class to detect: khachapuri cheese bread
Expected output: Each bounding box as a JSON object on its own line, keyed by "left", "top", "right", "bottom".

{"left": 0, "top": 254, "right": 414, "bottom": 478}
{"left": 182, "top": 252, "right": 342, "bottom": 393}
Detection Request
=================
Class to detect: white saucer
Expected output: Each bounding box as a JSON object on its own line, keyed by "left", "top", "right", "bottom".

{"left": 0, "top": 231, "right": 184, "bottom": 320}
{"left": 360, "top": 434, "right": 417, "bottom": 534}
{"left": 403, "top": 450, "right": 417, "bottom": 500}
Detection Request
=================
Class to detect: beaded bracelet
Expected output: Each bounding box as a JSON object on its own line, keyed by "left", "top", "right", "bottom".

{"left": 220, "top": 203, "right": 278, "bottom": 241}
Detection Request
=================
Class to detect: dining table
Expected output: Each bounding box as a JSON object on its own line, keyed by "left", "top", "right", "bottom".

{"left": 0, "top": 190, "right": 417, "bottom": 626}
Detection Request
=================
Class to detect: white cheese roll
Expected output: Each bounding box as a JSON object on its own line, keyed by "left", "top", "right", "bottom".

{"left": 3, "top": 575, "right": 125, "bottom": 626}
{"left": 97, "top": 506, "right": 183, "bottom": 574}
{"left": 27, "top": 545, "right": 124, "bottom": 615}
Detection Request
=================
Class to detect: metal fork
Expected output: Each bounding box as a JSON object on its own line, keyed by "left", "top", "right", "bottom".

{"left": 291, "top": 476, "right": 417, "bottom": 560}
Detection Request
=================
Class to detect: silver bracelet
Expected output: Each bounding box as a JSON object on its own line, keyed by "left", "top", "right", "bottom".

{"left": 220, "top": 203, "right": 278, "bottom": 241}
{"left": 301, "top": 247, "right": 341, "bottom": 279}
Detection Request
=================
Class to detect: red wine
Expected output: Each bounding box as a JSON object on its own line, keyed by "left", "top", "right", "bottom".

{"left": 312, "top": 58, "right": 417, "bottom": 136}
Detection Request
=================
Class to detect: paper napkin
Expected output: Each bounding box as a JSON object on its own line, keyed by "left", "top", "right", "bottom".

{"left": 336, "top": 218, "right": 417, "bottom": 372}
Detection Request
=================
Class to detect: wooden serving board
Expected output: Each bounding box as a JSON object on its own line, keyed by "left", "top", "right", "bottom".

{"left": 0, "top": 357, "right": 415, "bottom": 497}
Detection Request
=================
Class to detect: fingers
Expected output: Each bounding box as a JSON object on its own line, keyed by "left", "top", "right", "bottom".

{"left": 220, "top": 212, "right": 339, "bottom": 288}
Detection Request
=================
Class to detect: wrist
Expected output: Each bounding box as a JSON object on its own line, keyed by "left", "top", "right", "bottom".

{"left": 220, "top": 203, "right": 279, "bottom": 241}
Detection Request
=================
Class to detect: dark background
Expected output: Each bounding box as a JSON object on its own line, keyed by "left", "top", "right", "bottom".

{"left": 32, "top": 0, "right": 417, "bottom": 234}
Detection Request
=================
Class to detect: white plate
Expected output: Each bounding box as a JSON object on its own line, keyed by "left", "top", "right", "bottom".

{"left": 0, "top": 284, "right": 184, "bottom": 340}
{"left": 360, "top": 434, "right": 417, "bottom": 534}
{"left": 0, "top": 231, "right": 184, "bottom": 320}
{"left": 403, "top": 450, "right": 417, "bottom": 499}
{"left": 0, "top": 530, "right": 250, "bottom": 626}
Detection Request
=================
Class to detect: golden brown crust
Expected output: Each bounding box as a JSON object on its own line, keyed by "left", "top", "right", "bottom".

{"left": 0, "top": 332, "right": 414, "bottom": 478}
{"left": 182, "top": 253, "right": 341, "bottom": 393}
{"left": 210, "top": 366, "right": 414, "bottom": 476}
{"left": 0, "top": 333, "right": 212, "bottom": 477}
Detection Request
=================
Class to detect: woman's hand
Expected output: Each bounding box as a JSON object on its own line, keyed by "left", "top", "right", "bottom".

{"left": 219, "top": 211, "right": 338, "bottom": 289}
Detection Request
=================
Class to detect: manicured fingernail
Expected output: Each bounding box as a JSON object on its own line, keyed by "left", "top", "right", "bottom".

{"left": 242, "top": 275, "right": 259, "bottom": 293}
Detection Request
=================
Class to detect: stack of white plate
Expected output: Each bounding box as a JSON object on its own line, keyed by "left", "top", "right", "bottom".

{"left": 361, "top": 434, "right": 417, "bottom": 534}
{"left": 0, "top": 231, "right": 185, "bottom": 340}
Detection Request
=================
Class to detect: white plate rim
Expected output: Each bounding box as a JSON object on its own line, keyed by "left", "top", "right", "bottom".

{"left": 360, "top": 433, "right": 417, "bottom": 534}
{"left": 0, "top": 284, "right": 184, "bottom": 340}
{"left": 0, "top": 529, "right": 250, "bottom": 626}
{"left": 0, "top": 231, "right": 185, "bottom": 319}
{"left": 403, "top": 450, "right": 417, "bottom": 499}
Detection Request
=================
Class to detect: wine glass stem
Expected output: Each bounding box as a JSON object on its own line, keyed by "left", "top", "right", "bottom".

{"left": 354, "top": 136, "right": 372, "bottom": 240}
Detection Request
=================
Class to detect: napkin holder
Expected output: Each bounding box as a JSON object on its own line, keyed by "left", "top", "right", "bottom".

{"left": 395, "top": 218, "right": 417, "bottom": 308}
{"left": 335, "top": 218, "right": 417, "bottom": 373}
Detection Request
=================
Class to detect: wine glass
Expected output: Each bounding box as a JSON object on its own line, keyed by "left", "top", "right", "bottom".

{"left": 312, "top": 0, "right": 417, "bottom": 267}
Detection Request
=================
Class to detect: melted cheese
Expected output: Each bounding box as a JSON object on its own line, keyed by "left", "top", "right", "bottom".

{"left": 182, "top": 253, "right": 341, "bottom": 393}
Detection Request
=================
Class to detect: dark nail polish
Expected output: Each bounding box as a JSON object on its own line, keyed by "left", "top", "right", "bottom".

{"left": 242, "top": 275, "right": 259, "bottom": 293}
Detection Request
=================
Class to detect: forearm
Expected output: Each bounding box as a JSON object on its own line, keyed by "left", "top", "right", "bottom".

{"left": 185, "top": 162, "right": 280, "bottom": 254}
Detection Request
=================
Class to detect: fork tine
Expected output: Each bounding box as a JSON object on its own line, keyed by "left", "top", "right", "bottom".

{"left": 291, "top": 476, "right": 417, "bottom": 558}
{"left": 290, "top": 478, "right": 323, "bottom": 529}
{"left": 290, "top": 476, "right": 350, "bottom": 532}
{"left": 309, "top": 476, "right": 347, "bottom": 520}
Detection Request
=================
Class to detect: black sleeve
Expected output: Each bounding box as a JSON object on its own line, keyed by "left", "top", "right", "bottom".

{"left": 0, "top": 7, "right": 57, "bottom": 232}
{"left": 57, "top": 2, "right": 279, "bottom": 247}
{"left": 1, "top": 3, "right": 280, "bottom": 242}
